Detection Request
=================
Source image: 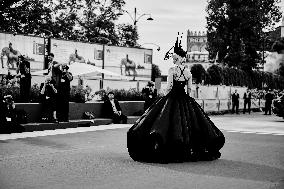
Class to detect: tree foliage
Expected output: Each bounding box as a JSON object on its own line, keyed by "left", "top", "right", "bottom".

{"left": 190, "top": 64, "right": 206, "bottom": 84}
{"left": 0, "top": 0, "right": 138, "bottom": 46}
{"left": 151, "top": 64, "right": 161, "bottom": 81}
{"left": 206, "top": 0, "right": 282, "bottom": 71}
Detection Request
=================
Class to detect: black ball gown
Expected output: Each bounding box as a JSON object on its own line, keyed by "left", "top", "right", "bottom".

{"left": 127, "top": 75, "right": 225, "bottom": 163}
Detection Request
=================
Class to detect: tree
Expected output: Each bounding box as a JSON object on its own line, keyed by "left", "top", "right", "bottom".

{"left": 0, "top": 0, "right": 140, "bottom": 46}
{"left": 117, "top": 24, "right": 138, "bottom": 47}
{"left": 190, "top": 64, "right": 206, "bottom": 84}
{"left": 151, "top": 64, "right": 161, "bottom": 81}
{"left": 206, "top": 0, "right": 282, "bottom": 71}
{"left": 207, "top": 65, "right": 223, "bottom": 85}
{"left": 0, "top": 0, "right": 53, "bottom": 35}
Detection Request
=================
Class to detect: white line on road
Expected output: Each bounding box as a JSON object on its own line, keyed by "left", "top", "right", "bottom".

{"left": 0, "top": 124, "right": 132, "bottom": 141}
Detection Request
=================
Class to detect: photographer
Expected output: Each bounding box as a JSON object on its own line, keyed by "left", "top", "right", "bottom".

{"left": 57, "top": 64, "right": 73, "bottom": 122}
{"left": 40, "top": 77, "right": 58, "bottom": 122}
{"left": 17, "top": 55, "right": 31, "bottom": 102}
{"left": 142, "top": 81, "right": 157, "bottom": 111}
{"left": 0, "top": 95, "right": 24, "bottom": 133}
{"left": 47, "top": 53, "right": 61, "bottom": 89}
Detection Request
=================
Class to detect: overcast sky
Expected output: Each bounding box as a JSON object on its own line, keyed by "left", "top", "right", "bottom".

{"left": 117, "top": 0, "right": 284, "bottom": 75}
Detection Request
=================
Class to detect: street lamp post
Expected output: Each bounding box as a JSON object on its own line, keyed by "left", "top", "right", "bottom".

{"left": 119, "top": 7, "right": 153, "bottom": 45}
{"left": 42, "top": 29, "right": 53, "bottom": 70}
{"left": 141, "top": 43, "right": 160, "bottom": 51}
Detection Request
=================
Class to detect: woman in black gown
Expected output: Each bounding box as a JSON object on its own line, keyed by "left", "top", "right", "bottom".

{"left": 127, "top": 37, "right": 225, "bottom": 163}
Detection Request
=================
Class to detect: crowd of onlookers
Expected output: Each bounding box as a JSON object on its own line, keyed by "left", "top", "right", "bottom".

{"left": 231, "top": 88, "right": 284, "bottom": 115}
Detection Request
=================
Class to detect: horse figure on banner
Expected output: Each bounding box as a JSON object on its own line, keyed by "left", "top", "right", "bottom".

{"left": 1, "top": 43, "right": 21, "bottom": 69}
{"left": 120, "top": 54, "right": 137, "bottom": 80}
{"left": 69, "top": 49, "right": 85, "bottom": 64}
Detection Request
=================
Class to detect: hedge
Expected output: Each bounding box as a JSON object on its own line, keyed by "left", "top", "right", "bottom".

{"left": 192, "top": 64, "right": 284, "bottom": 89}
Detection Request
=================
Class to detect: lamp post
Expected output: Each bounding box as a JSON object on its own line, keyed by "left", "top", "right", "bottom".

{"left": 119, "top": 7, "right": 153, "bottom": 45}
{"left": 42, "top": 29, "right": 53, "bottom": 70}
{"left": 141, "top": 43, "right": 160, "bottom": 51}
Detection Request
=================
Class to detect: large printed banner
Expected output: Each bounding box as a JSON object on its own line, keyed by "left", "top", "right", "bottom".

{"left": 0, "top": 32, "right": 44, "bottom": 70}
{"left": 198, "top": 85, "right": 218, "bottom": 99}
{"left": 219, "top": 99, "right": 229, "bottom": 111}
{"left": 218, "top": 85, "right": 231, "bottom": 99}
{"left": 50, "top": 39, "right": 103, "bottom": 67}
{"left": 203, "top": 99, "right": 219, "bottom": 112}
{"left": 104, "top": 46, "right": 152, "bottom": 80}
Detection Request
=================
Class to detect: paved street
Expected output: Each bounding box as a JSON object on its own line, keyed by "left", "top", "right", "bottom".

{"left": 0, "top": 112, "right": 283, "bottom": 189}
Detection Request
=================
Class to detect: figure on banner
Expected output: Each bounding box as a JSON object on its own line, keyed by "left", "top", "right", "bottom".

{"left": 1, "top": 42, "right": 21, "bottom": 69}
{"left": 69, "top": 49, "right": 85, "bottom": 64}
{"left": 121, "top": 54, "right": 137, "bottom": 80}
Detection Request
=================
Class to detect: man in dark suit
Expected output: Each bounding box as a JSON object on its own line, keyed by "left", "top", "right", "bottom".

{"left": 57, "top": 64, "right": 73, "bottom": 122}
{"left": 264, "top": 89, "right": 274, "bottom": 115}
{"left": 142, "top": 81, "right": 157, "bottom": 111}
{"left": 243, "top": 89, "right": 252, "bottom": 114}
{"left": 47, "top": 53, "right": 62, "bottom": 89}
{"left": 231, "top": 89, "right": 240, "bottom": 114}
{"left": 17, "top": 55, "right": 31, "bottom": 102}
{"left": 102, "top": 92, "right": 127, "bottom": 124}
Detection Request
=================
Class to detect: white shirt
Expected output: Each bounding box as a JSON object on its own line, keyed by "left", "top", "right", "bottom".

{"left": 110, "top": 99, "right": 118, "bottom": 114}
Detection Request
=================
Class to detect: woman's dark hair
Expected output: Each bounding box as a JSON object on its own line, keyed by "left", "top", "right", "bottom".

{"left": 107, "top": 91, "right": 114, "bottom": 95}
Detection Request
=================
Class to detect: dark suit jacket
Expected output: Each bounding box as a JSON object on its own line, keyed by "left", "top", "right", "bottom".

{"left": 232, "top": 93, "right": 239, "bottom": 102}
{"left": 48, "top": 61, "right": 62, "bottom": 88}
{"left": 102, "top": 99, "right": 122, "bottom": 118}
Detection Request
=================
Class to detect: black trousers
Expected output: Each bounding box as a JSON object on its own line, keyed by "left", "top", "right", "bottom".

{"left": 232, "top": 101, "right": 239, "bottom": 114}
{"left": 57, "top": 93, "right": 70, "bottom": 121}
{"left": 112, "top": 113, "right": 127, "bottom": 124}
{"left": 243, "top": 100, "right": 251, "bottom": 114}
{"left": 20, "top": 77, "right": 31, "bottom": 102}
{"left": 265, "top": 101, "right": 272, "bottom": 115}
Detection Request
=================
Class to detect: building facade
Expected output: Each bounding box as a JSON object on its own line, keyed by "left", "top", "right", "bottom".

{"left": 186, "top": 30, "right": 211, "bottom": 69}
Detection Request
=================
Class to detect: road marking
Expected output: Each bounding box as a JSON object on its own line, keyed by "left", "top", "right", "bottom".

{"left": 0, "top": 124, "right": 132, "bottom": 141}
{"left": 1, "top": 120, "right": 283, "bottom": 141}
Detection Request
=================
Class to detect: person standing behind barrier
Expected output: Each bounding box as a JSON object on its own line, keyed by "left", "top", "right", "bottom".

{"left": 142, "top": 81, "right": 157, "bottom": 111}
{"left": 17, "top": 55, "right": 31, "bottom": 102}
{"left": 231, "top": 89, "right": 239, "bottom": 114}
{"left": 57, "top": 64, "right": 73, "bottom": 122}
{"left": 264, "top": 89, "right": 274, "bottom": 115}
{"left": 102, "top": 92, "right": 127, "bottom": 124}
{"left": 243, "top": 89, "right": 252, "bottom": 114}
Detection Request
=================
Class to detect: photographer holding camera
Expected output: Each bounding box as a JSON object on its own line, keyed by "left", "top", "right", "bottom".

{"left": 0, "top": 95, "right": 24, "bottom": 133}
{"left": 40, "top": 77, "right": 58, "bottom": 122}
{"left": 57, "top": 63, "right": 73, "bottom": 122}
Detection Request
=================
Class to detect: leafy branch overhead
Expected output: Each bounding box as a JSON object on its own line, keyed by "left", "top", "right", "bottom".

{"left": 206, "top": 0, "right": 282, "bottom": 71}
{"left": 0, "top": 0, "right": 137, "bottom": 46}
